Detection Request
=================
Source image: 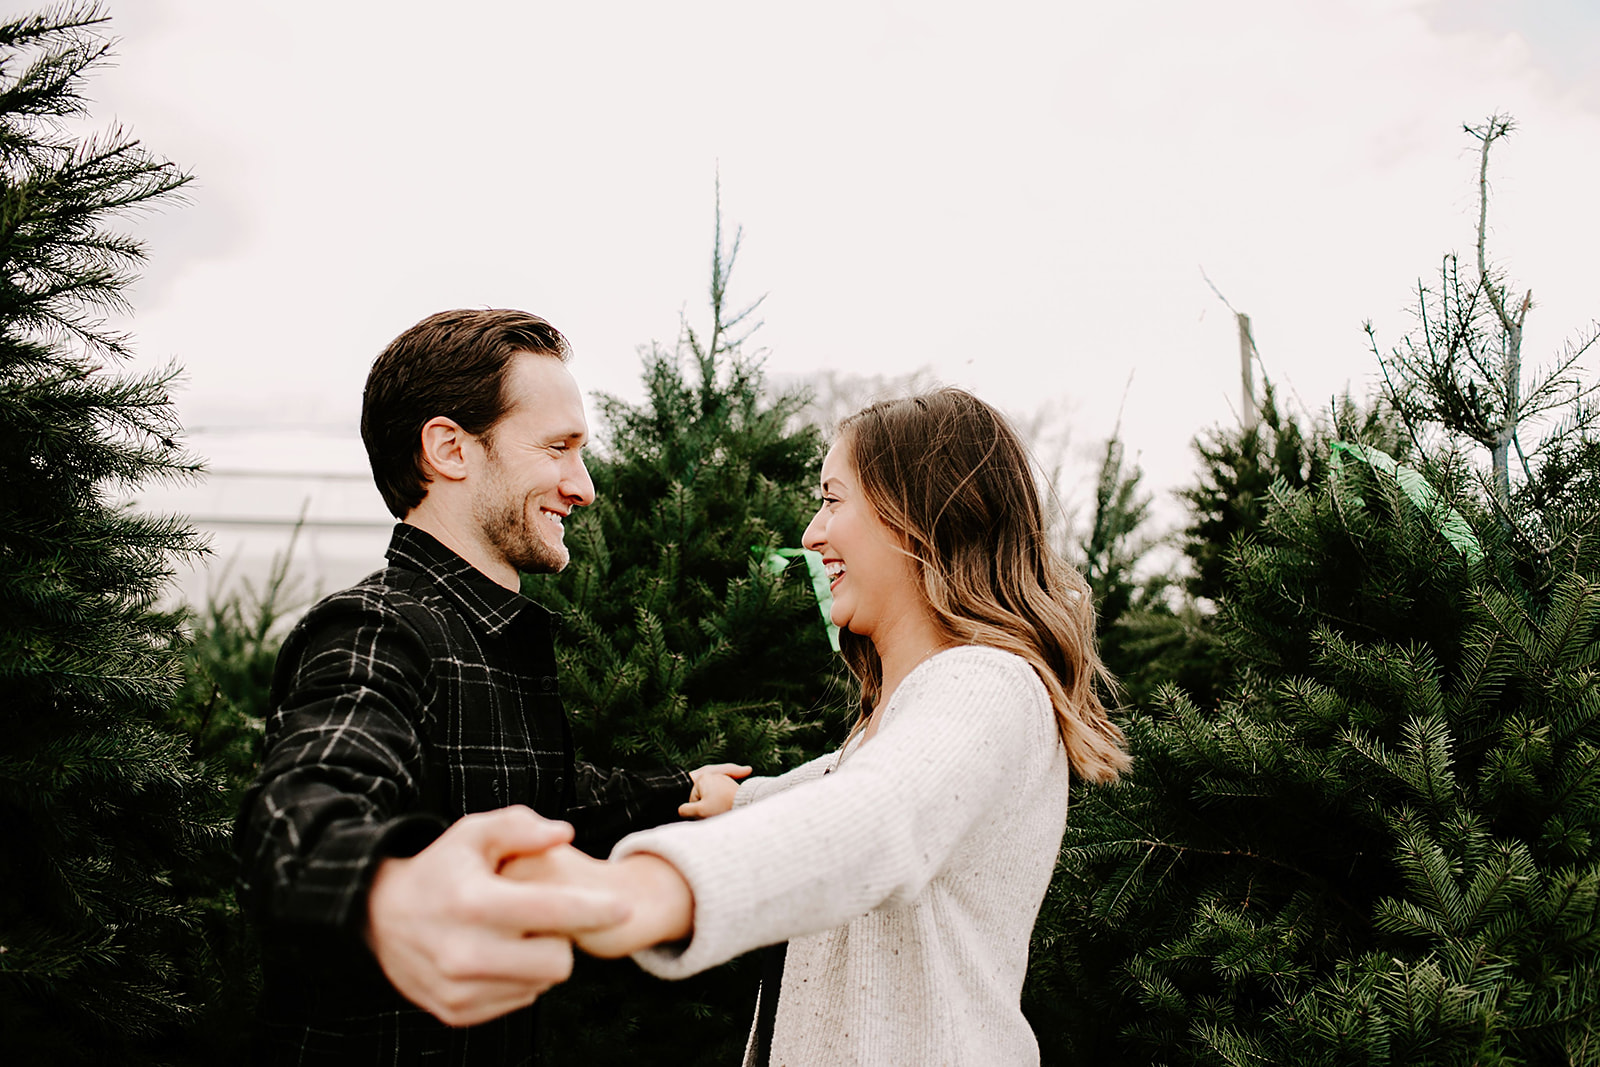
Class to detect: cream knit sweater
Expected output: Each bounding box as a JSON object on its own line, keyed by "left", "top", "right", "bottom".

{"left": 611, "top": 645, "right": 1071, "bottom": 1066}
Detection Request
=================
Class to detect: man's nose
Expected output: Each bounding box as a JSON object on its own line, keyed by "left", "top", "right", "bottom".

{"left": 563, "top": 456, "right": 596, "bottom": 506}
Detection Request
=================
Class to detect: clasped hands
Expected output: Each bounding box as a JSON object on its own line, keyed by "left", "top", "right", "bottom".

{"left": 364, "top": 763, "right": 748, "bottom": 1027}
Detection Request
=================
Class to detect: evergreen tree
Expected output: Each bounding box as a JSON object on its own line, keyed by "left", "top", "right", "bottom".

{"left": 0, "top": 5, "right": 224, "bottom": 1062}
{"left": 1133, "top": 388, "right": 1405, "bottom": 711}
{"left": 1069, "top": 387, "right": 1377, "bottom": 717}
{"left": 153, "top": 543, "right": 304, "bottom": 1062}
{"left": 167, "top": 546, "right": 294, "bottom": 795}
{"left": 1069, "top": 432, "right": 1199, "bottom": 712}
{"left": 1371, "top": 115, "right": 1599, "bottom": 514}
{"left": 1031, "top": 119, "right": 1600, "bottom": 1065}
{"left": 1079, "top": 434, "right": 1160, "bottom": 631}
{"left": 1181, "top": 384, "right": 1334, "bottom": 605}
{"left": 525, "top": 204, "right": 847, "bottom": 1063}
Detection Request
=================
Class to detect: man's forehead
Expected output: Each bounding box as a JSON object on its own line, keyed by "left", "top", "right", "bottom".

{"left": 506, "top": 350, "right": 574, "bottom": 388}
{"left": 503, "top": 355, "right": 585, "bottom": 420}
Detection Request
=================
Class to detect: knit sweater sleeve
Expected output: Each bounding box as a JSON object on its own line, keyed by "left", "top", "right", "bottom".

{"left": 730, "top": 749, "right": 839, "bottom": 809}
{"left": 611, "top": 646, "right": 1056, "bottom": 979}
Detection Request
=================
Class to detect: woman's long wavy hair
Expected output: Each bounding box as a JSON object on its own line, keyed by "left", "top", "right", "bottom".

{"left": 835, "top": 389, "right": 1130, "bottom": 784}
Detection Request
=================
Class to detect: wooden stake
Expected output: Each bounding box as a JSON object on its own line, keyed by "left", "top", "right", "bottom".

{"left": 1238, "top": 312, "right": 1257, "bottom": 432}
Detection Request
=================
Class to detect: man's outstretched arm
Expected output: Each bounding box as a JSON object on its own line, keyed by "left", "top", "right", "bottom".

{"left": 567, "top": 761, "right": 752, "bottom": 854}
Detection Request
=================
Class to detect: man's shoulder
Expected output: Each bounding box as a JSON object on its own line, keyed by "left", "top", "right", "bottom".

{"left": 269, "top": 566, "right": 471, "bottom": 702}
{"left": 289, "top": 564, "right": 463, "bottom": 644}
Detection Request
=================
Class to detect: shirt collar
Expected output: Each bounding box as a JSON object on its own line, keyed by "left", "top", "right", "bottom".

{"left": 384, "top": 523, "right": 551, "bottom": 637}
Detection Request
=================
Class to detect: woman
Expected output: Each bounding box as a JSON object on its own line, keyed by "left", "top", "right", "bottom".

{"left": 511, "top": 388, "right": 1129, "bottom": 1065}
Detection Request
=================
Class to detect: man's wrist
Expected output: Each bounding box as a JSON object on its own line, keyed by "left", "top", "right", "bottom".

{"left": 363, "top": 855, "right": 408, "bottom": 951}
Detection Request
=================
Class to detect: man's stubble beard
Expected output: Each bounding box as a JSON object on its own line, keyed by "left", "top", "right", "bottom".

{"left": 474, "top": 460, "right": 568, "bottom": 576}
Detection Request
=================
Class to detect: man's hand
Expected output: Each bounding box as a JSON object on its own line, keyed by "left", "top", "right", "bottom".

{"left": 500, "top": 846, "right": 694, "bottom": 960}
{"left": 680, "top": 763, "right": 752, "bottom": 819}
{"left": 364, "top": 806, "right": 630, "bottom": 1027}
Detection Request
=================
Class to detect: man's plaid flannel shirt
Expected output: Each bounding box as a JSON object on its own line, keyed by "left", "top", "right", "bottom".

{"left": 235, "top": 523, "right": 691, "bottom": 1065}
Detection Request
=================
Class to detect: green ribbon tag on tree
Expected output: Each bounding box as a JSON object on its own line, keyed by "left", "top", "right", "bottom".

{"left": 1328, "top": 441, "right": 1484, "bottom": 564}
{"left": 754, "top": 546, "right": 840, "bottom": 651}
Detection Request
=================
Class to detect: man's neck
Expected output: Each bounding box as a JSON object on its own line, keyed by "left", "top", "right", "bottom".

{"left": 402, "top": 511, "right": 519, "bottom": 591}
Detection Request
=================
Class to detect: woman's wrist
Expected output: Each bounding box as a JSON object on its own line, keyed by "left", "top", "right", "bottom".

{"left": 574, "top": 852, "right": 694, "bottom": 958}
{"left": 619, "top": 853, "right": 694, "bottom": 944}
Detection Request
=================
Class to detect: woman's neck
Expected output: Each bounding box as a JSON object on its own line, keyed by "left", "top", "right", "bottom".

{"left": 866, "top": 611, "right": 951, "bottom": 740}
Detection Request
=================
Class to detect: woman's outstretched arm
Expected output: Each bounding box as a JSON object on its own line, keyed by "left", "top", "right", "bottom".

{"left": 505, "top": 648, "right": 1061, "bottom": 974}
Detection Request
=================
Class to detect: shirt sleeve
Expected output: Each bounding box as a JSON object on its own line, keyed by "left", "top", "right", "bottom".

{"left": 610, "top": 647, "right": 1058, "bottom": 979}
{"left": 233, "top": 593, "right": 446, "bottom": 935}
{"left": 567, "top": 761, "right": 693, "bottom": 857}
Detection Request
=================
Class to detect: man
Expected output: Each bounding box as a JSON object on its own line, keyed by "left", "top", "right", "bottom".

{"left": 235, "top": 309, "right": 744, "bottom": 1064}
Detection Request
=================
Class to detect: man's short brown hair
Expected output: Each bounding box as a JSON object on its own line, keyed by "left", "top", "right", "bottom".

{"left": 361, "top": 309, "right": 571, "bottom": 518}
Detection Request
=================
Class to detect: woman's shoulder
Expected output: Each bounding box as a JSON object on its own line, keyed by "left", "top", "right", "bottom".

{"left": 886, "top": 644, "right": 1061, "bottom": 756}
{"left": 924, "top": 643, "right": 1038, "bottom": 677}
{"left": 907, "top": 645, "right": 1049, "bottom": 703}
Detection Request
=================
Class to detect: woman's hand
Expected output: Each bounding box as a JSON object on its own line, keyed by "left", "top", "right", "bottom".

{"left": 499, "top": 846, "right": 694, "bottom": 959}
{"left": 680, "top": 763, "right": 752, "bottom": 818}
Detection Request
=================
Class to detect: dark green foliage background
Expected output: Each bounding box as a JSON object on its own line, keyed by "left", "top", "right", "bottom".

{"left": 0, "top": 6, "right": 232, "bottom": 1062}
{"left": 1025, "top": 211, "right": 1600, "bottom": 1060}
{"left": 149, "top": 553, "right": 301, "bottom": 1063}
{"left": 529, "top": 340, "right": 844, "bottom": 778}
{"left": 1033, "top": 448, "right": 1600, "bottom": 1065}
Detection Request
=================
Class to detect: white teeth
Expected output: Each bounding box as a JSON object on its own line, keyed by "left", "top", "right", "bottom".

{"left": 544, "top": 511, "right": 564, "bottom": 525}
{"left": 825, "top": 562, "right": 846, "bottom": 581}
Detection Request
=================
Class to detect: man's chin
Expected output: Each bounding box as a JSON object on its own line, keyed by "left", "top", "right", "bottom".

{"left": 512, "top": 542, "right": 568, "bottom": 575}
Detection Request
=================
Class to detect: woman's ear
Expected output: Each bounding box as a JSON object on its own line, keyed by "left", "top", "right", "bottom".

{"left": 418, "top": 416, "right": 472, "bottom": 483}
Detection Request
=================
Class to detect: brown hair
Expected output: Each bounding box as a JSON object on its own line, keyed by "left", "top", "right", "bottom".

{"left": 361, "top": 309, "right": 571, "bottom": 518}
{"left": 836, "top": 388, "right": 1130, "bottom": 784}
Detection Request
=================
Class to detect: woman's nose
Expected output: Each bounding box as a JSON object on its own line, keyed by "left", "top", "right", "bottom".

{"left": 801, "top": 508, "right": 826, "bottom": 552}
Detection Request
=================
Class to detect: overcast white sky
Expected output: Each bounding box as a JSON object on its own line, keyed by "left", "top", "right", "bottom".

{"left": 32, "top": 0, "right": 1600, "bottom": 598}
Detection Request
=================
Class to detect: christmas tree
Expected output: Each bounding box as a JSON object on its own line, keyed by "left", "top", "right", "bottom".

{"left": 1030, "top": 117, "right": 1600, "bottom": 1065}
{"left": 0, "top": 4, "right": 227, "bottom": 1062}
{"left": 525, "top": 201, "right": 848, "bottom": 1062}
{"left": 1071, "top": 428, "right": 1209, "bottom": 714}
{"left": 1071, "top": 385, "right": 1370, "bottom": 719}
{"left": 153, "top": 543, "right": 305, "bottom": 1062}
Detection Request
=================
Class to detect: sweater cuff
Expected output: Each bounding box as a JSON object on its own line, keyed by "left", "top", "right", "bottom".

{"left": 731, "top": 777, "right": 767, "bottom": 809}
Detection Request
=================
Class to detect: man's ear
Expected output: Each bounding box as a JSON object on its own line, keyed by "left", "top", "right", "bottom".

{"left": 418, "top": 417, "right": 473, "bottom": 483}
